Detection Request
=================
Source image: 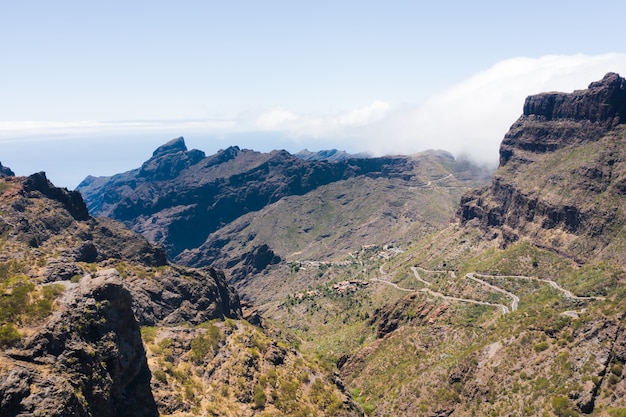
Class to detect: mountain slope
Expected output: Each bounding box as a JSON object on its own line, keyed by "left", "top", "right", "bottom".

{"left": 0, "top": 171, "right": 361, "bottom": 416}
{"left": 335, "top": 73, "right": 626, "bottom": 416}
{"left": 77, "top": 143, "right": 491, "bottom": 302}
{"left": 77, "top": 139, "right": 444, "bottom": 259}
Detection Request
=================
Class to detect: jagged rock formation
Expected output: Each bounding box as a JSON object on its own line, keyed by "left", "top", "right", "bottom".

{"left": 499, "top": 72, "right": 626, "bottom": 166}
{"left": 458, "top": 72, "right": 626, "bottom": 264}
{"left": 4, "top": 270, "right": 158, "bottom": 417}
{"left": 77, "top": 138, "right": 437, "bottom": 260}
{"left": 0, "top": 173, "right": 242, "bottom": 415}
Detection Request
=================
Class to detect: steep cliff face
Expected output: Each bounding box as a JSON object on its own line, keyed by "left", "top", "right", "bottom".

{"left": 458, "top": 73, "right": 626, "bottom": 264}
{"left": 0, "top": 173, "right": 242, "bottom": 415}
{"left": 500, "top": 72, "right": 626, "bottom": 167}
{"left": 3, "top": 271, "right": 157, "bottom": 417}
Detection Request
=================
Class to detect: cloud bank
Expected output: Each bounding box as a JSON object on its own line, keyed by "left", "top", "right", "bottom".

{"left": 249, "top": 53, "right": 626, "bottom": 165}
{"left": 2, "top": 53, "right": 626, "bottom": 188}
{"left": 372, "top": 53, "right": 626, "bottom": 165}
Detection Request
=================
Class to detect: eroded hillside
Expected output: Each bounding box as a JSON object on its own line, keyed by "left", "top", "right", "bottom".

{"left": 77, "top": 144, "right": 491, "bottom": 303}
{"left": 0, "top": 172, "right": 362, "bottom": 416}
{"left": 30, "top": 72, "right": 626, "bottom": 416}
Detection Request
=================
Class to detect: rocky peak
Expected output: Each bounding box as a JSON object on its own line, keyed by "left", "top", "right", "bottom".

{"left": 22, "top": 172, "right": 90, "bottom": 221}
{"left": 500, "top": 73, "right": 626, "bottom": 167}
{"left": 151, "top": 136, "right": 188, "bottom": 157}
{"left": 522, "top": 72, "right": 626, "bottom": 125}
{"left": 139, "top": 137, "right": 206, "bottom": 181}
{"left": 0, "top": 161, "right": 15, "bottom": 177}
{"left": 218, "top": 145, "right": 241, "bottom": 158}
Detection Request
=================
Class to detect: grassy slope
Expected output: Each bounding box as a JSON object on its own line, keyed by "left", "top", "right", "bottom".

{"left": 260, "top": 227, "right": 626, "bottom": 416}
{"left": 253, "top": 126, "right": 626, "bottom": 416}
{"left": 142, "top": 319, "right": 361, "bottom": 417}
{"left": 203, "top": 151, "right": 491, "bottom": 305}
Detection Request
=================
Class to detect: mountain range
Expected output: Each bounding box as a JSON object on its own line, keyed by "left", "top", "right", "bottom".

{"left": 2, "top": 73, "right": 626, "bottom": 416}
{"left": 76, "top": 141, "right": 491, "bottom": 302}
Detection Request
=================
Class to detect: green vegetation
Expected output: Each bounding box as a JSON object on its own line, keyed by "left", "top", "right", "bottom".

{"left": 142, "top": 318, "right": 360, "bottom": 416}
{"left": 0, "top": 323, "right": 21, "bottom": 347}
{"left": 0, "top": 272, "right": 64, "bottom": 345}
{"left": 608, "top": 408, "right": 626, "bottom": 417}
{"left": 189, "top": 324, "right": 222, "bottom": 364}
{"left": 552, "top": 396, "right": 578, "bottom": 417}
{"left": 140, "top": 326, "right": 158, "bottom": 343}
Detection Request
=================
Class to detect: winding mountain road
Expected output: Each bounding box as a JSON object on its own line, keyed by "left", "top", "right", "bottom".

{"left": 466, "top": 273, "right": 520, "bottom": 312}
{"left": 410, "top": 267, "right": 510, "bottom": 313}
{"left": 372, "top": 264, "right": 604, "bottom": 316}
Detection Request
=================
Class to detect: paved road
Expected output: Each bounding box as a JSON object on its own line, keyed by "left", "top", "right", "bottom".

{"left": 472, "top": 272, "right": 605, "bottom": 301}
{"left": 370, "top": 261, "right": 602, "bottom": 317}
{"left": 466, "top": 273, "right": 520, "bottom": 312}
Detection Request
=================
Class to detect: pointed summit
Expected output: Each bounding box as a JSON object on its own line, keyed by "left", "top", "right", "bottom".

{"left": 152, "top": 136, "right": 188, "bottom": 158}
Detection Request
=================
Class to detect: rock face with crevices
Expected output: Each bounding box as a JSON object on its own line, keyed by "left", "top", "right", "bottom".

{"left": 3, "top": 270, "right": 158, "bottom": 417}
{"left": 458, "top": 73, "right": 626, "bottom": 265}
{"left": 0, "top": 173, "right": 242, "bottom": 415}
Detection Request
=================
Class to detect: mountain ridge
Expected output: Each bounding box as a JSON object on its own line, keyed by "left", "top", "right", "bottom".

{"left": 77, "top": 142, "right": 491, "bottom": 274}
{"left": 0, "top": 171, "right": 363, "bottom": 416}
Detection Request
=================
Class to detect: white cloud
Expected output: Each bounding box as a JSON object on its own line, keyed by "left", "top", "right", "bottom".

{"left": 241, "top": 53, "right": 626, "bottom": 163}
{"left": 338, "top": 101, "right": 390, "bottom": 126}
{"left": 255, "top": 101, "right": 391, "bottom": 137}
{"left": 256, "top": 108, "right": 298, "bottom": 130}
{"left": 0, "top": 119, "right": 236, "bottom": 141}
{"left": 3, "top": 53, "right": 626, "bottom": 170}
{"left": 365, "top": 53, "right": 626, "bottom": 164}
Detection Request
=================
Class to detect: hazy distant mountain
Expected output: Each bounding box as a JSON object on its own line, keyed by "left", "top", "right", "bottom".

{"left": 295, "top": 148, "right": 370, "bottom": 161}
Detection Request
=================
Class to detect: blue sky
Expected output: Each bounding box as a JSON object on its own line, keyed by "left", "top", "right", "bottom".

{"left": 2, "top": 1, "right": 626, "bottom": 187}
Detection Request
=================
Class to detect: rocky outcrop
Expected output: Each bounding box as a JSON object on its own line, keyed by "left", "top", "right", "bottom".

{"left": 2, "top": 271, "right": 158, "bottom": 417}
{"left": 500, "top": 72, "right": 626, "bottom": 166}
{"left": 458, "top": 73, "right": 626, "bottom": 262}
{"left": 127, "top": 264, "right": 241, "bottom": 326}
{"left": 23, "top": 172, "right": 90, "bottom": 221}
{"left": 180, "top": 243, "right": 282, "bottom": 283}
{"left": 0, "top": 161, "right": 14, "bottom": 177}
{"left": 138, "top": 136, "right": 206, "bottom": 181}
{"left": 523, "top": 72, "right": 626, "bottom": 125}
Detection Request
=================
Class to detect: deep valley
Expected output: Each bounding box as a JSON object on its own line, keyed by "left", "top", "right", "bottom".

{"left": 2, "top": 73, "right": 626, "bottom": 417}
